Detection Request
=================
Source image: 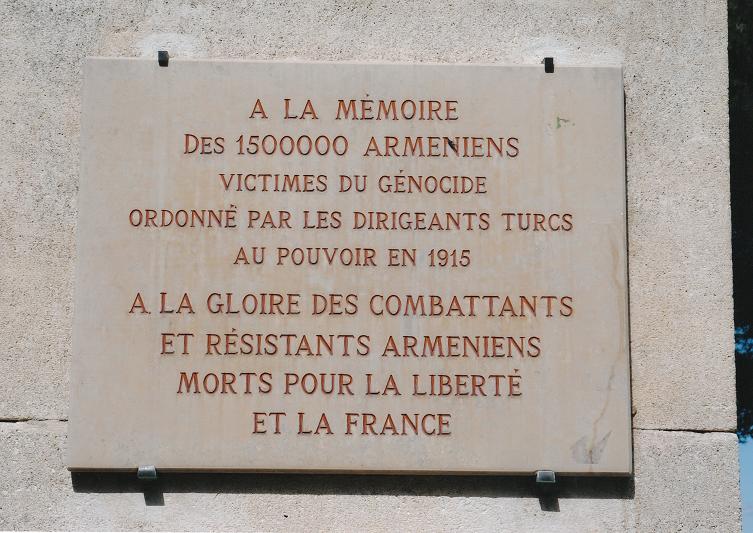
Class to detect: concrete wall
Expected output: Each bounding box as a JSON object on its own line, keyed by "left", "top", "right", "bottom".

{"left": 0, "top": 0, "right": 739, "bottom": 530}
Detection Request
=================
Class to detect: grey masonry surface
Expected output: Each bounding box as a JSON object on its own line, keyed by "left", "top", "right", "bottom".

{"left": 0, "top": 0, "right": 739, "bottom": 531}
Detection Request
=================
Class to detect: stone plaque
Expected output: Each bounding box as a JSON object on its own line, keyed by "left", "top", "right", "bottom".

{"left": 69, "top": 59, "right": 631, "bottom": 474}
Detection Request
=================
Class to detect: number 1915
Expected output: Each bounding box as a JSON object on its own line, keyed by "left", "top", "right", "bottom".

{"left": 428, "top": 249, "right": 471, "bottom": 267}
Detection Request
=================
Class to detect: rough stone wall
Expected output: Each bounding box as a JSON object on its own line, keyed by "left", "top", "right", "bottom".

{"left": 0, "top": 0, "right": 738, "bottom": 530}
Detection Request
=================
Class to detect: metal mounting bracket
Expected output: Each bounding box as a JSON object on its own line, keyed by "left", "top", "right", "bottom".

{"left": 137, "top": 465, "right": 157, "bottom": 480}
{"left": 535, "top": 469, "right": 556, "bottom": 484}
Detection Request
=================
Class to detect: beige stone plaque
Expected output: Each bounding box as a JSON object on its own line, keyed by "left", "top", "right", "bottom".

{"left": 69, "top": 58, "right": 630, "bottom": 474}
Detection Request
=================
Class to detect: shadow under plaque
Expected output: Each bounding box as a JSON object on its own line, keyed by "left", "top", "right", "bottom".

{"left": 70, "top": 471, "right": 635, "bottom": 511}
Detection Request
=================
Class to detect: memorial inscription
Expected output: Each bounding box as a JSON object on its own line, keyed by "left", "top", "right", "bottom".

{"left": 69, "top": 59, "right": 631, "bottom": 474}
